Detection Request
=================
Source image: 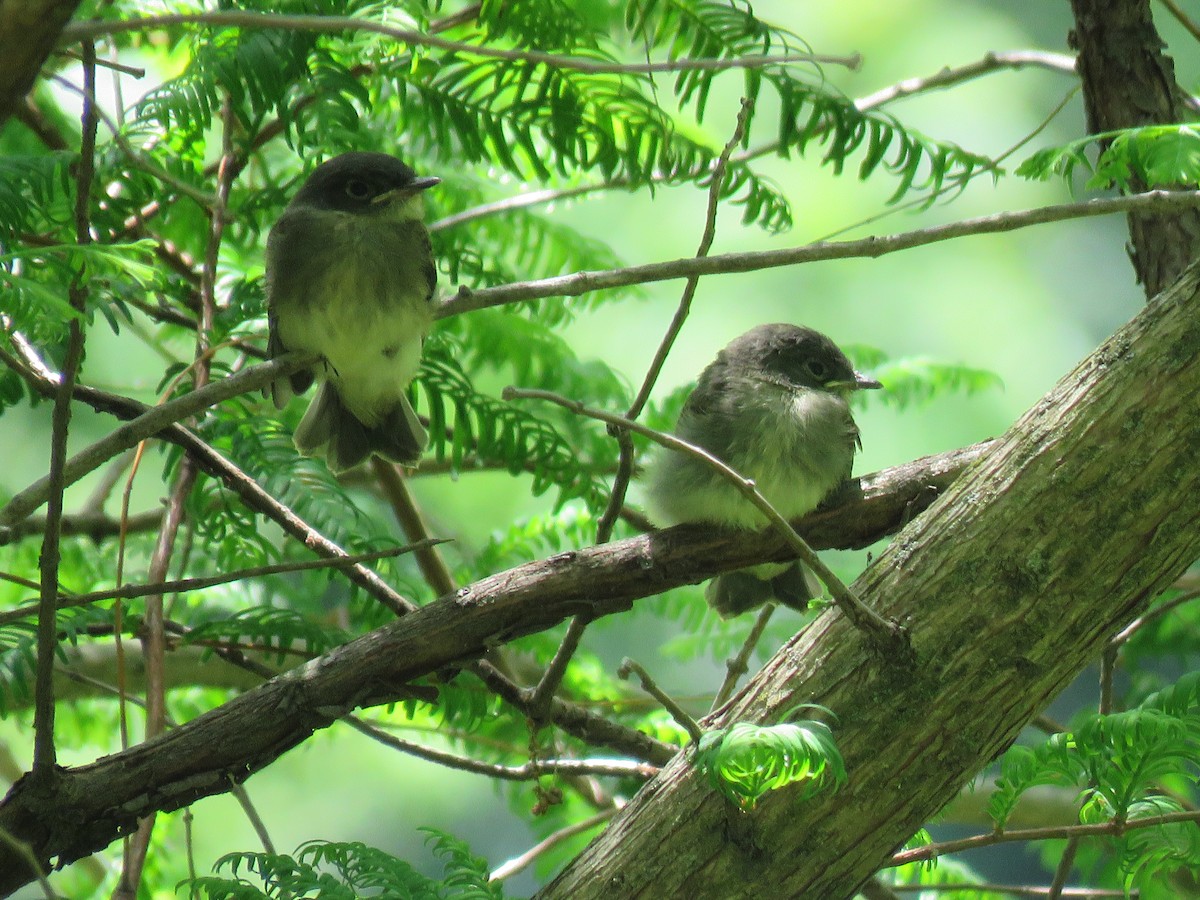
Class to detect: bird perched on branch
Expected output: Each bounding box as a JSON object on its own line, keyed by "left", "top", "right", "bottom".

{"left": 646, "top": 323, "right": 881, "bottom": 616}
{"left": 266, "top": 151, "right": 440, "bottom": 472}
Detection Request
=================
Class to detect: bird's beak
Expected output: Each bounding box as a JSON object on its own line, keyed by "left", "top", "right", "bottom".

{"left": 372, "top": 175, "right": 442, "bottom": 205}
{"left": 827, "top": 372, "right": 882, "bottom": 391}
{"left": 854, "top": 371, "right": 883, "bottom": 390}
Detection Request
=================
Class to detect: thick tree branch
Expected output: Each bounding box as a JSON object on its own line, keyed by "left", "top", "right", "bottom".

{"left": 536, "top": 263, "right": 1200, "bottom": 896}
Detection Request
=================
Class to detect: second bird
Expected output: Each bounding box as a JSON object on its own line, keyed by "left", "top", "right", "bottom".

{"left": 266, "top": 152, "right": 439, "bottom": 472}
{"left": 646, "top": 323, "right": 881, "bottom": 617}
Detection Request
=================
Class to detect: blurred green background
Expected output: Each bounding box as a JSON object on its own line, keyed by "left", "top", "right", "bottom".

{"left": 4, "top": 0, "right": 1189, "bottom": 895}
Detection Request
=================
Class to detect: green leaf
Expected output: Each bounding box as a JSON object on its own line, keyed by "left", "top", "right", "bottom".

{"left": 693, "top": 715, "right": 846, "bottom": 809}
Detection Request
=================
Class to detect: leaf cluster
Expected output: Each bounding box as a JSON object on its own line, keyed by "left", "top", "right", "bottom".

{"left": 188, "top": 833, "right": 504, "bottom": 899}
{"left": 693, "top": 711, "right": 846, "bottom": 809}
{"left": 1018, "top": 123, "right": 1200, "bottom": 192}
{"left": 988, "top": 672, "right": 1200, "bottom": 888}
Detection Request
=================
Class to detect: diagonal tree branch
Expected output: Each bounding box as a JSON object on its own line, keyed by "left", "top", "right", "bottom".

{"left": 535, "top": 263, "right": 1200, "bottom": 898}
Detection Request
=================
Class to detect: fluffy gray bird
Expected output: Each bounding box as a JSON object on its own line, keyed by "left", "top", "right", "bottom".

{"left": 646, "top": 323, "right": 881, "bottom": 616}
{"left": 266, "top": 152, "right": 439, "bottom": 472}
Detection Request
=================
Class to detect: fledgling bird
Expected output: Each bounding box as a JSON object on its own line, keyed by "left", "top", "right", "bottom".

{"left": 266, "top": 152, "right": 439, "bottom": 472}
{"left": 645, "top": 323, "right": 881, "bottom": 617}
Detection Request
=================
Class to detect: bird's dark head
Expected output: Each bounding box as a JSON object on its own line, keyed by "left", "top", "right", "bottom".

{"left": 291, "top": 152, "right": 440, "bottom": 218}
{"left": 727, "top": 323, "right": 882, "bottom": 394}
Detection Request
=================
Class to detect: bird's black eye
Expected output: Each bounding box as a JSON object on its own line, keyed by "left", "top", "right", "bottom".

{"left": 807, "top": 359, "right": 829, "bottom": 381}
{"left": 344, "top": 178, "right": 372, "bottom": 200}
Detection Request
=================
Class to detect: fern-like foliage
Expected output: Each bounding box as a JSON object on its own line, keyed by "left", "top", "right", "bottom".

{"left": 625, "top": 0, "right": 996, "bottom": 204}
{"left": 693, "top": 712, "right": 846, "bottom": 809}
{"left": 188, "top": 833, "right": 504, "bottom": 900}
{"left": 419, "top": 335, "right": 612, "bottom": 511}
{"left": 988, "top": 672, "right": 1200, "bottom": 889}
{"left": 1017, "top": 123, "right": 1200, "bottom": 192}
{"left": 864, "top": 356, "right": 1004, "bottom": 410}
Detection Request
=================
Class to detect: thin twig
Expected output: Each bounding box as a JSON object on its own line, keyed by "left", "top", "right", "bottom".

{"left": 442, "top": 190, "right": 1200, "bottom": 318}
{"left": 525, "top": 615, "right": 592, "bottom": 719}
{"left": 854, "top": 50, "right": 1077, "bottom": 109}
{"left": 711, "top": 603, "right": 776, "bottom": 712}
{"left": 0, "top": 541, "right": 447, "bottom": 627}
{"left": 489, "top": 807, "right": 618, "bottom": 882}
{"left": 0, "top": 351, "right": 317, "bottom": 528}
{"left": 0, "top": 351, "right": 418, "bottom": 617}
{"left": 434, "top": 49, "right": 1078, "bottom": 235}
{"left": 888, "top": 809, "right": 1200, "bottom": 866}
{"left": 371, "top": 459, "right": 456, "bottom": 595}
{"left": 0, "top": 828, "right": 55, "bottom": 900}
{"left": 63, "top": 12, "right": 859, "bottom": 74}
{"left": 123, "top": 98, "right": 238, "bottom": 891}
{"left": 1158, "top": 0, "right": 1200, "bottom": 43}
{"left": 504, "top": 387, "right": 903, "bottom": 651}
{"left": 596, "top": 97, "right": 755, "bottom": 544}
{"left": 344, "top": 717, "right": 657, "bottom": 781}
{"left": 472, "top": 661, "right": 678, "bottom": 766}
{"left": 890, "top": 885, "right": 1133, "bottom": 898}
{"left": 55, "top": 48, "right": 147, "bottom": 77}
{"left": 1110, "top": 588, "right": 1200, "bottom": 645}
{"left": 32, "top": 40, "right": 100, "bottom": 784}
{"left": 618, "top": 658, "right": 702, "bottom": 743}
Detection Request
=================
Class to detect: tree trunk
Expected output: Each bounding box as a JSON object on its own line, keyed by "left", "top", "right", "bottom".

{"left": 537, "top": 261, "right": 1200, "bottom": 898}
{"left": 1069, "top": 0, "right": 1200, "bottom": 294}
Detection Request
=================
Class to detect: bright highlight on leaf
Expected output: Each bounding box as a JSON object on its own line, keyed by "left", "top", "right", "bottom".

{"left": 1017, "top": 123, "right": 1200, "bottom": 192}
{"left": 694, "top": 716, "right": 847, "bottom": 809}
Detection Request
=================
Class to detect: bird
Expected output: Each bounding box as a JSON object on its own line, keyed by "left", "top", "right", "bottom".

{"left": 265, "top": 151, "right": 439, "bottom": 472}
{"left": 645, "top": 323, "right": 881, "bottom": 617}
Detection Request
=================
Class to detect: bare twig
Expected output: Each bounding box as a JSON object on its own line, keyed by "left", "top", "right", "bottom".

{"left": 1158, "top": 0, "right": 1200, "bottom": 43}
{"left": 435, "top": 49, "right": 1078, "bottom": 235}
{"left": 618, "top": 658, "right": 702, "bottom": 743}
{"left": 371, "top": 459, "right": 456, "bottom": 596}
{"left": 855, "top": 50, "right": 1077, "bottom": 109}
{"left": 890, "top": 885, "right": 1133, "bottom": 898}
{"left": 1110, "top": 588, "right": 1200, "bottom": 645}
{"left": 888, "top": 810, "right": 1200, "bottom": 867}
{"left": 344, "top": 717, "right": 656, "bottom": 781}
{"left": 32, "top": 40, "right": 99, "bottom": 784}
{"left": 442, "top": 191, "right": 1200, "bottom": 318}
{"left": 597, "top": 96, "right": 754, "bottom": 543}
{"left": 0, "top": 351, "right": 317, "bottom": 529}
{"left": 711, "top": 603, "right": 777, "bottom": 712}
{"left": 0, "top": 542, "right": 447, "bottom": 627}
{"left": 122, "top": 99, "right": 238, "bottom": 891}
{"left": 0, "top": 353, "right": 417, "bottom": 617}
{"left": 490, "top": 808, "right": 617, "bottom": 883}
{"left": 473, "top": 661, "right": 678, "bottom": 766}
{"left": 525, "top": 615, "right": 592, "bottom": 719}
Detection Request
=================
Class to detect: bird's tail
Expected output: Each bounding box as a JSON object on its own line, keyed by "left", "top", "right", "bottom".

{"left": 706, "top": 562, "right": 817, "bottom": 618}
{"left": 294, "top": 383, "right": 427, "bottom": 472}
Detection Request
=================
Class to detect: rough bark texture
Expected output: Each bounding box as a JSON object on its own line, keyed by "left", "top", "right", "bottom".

{"left": 0, "top": 0, "right": 81, "bottom": 124}
{"left": 0, "top": 444, "right": 977, "bottom": 893}
{"left": 1069, "top": 0, "right": 1200, "bottom": 295}
{"left": 537, "top": 262, "right": 1200, "bottom": 899}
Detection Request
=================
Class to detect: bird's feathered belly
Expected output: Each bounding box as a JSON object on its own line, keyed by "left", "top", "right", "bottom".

{"left": 277, "top": 223, "right": 432, "bottom": 427}
{"left": 654, "top": 389, "right": 854, "bottom": 529}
